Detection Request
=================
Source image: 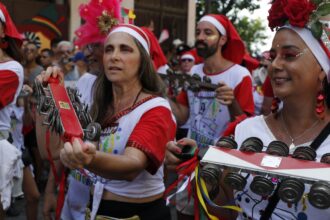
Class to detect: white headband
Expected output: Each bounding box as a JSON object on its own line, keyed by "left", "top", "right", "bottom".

{"left": 199, "top": 15, "right": 226, "bottom": 36}
{"left": 0, "top": 9, "right": 5, "bottom": 23}
{"left": 181, "top": 54, "right": 195, "bottom": 61}
{"left": 108, "top": 26, "right": 149, "bottom": 54}
{"left": 281, "top": 25, "right": 330, "bottom": 79}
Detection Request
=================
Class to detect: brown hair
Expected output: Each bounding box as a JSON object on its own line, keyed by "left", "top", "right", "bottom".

{"left": 90, "top": 37, "right": 166, "bottom": 126}
{"left": 4, "top": 36, "right": 23, "bottom": 62}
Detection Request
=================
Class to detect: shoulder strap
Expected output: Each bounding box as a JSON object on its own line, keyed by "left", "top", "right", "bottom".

{"left": 259, "top": 182, "right": 281, "bottom": 220}
{"left": 310, "top": 122, "right": 330, "bottom": 150}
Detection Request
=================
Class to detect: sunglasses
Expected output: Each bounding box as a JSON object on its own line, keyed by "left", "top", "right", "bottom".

{"left": 181, "top": 58, "right": 194, "bottom": 63}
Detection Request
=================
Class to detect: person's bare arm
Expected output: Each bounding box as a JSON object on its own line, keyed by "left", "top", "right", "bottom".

{"left": 60, "top": 139, "right": 149, "bottom": 181}
{"left": 168, "top": 98, "right": 189, "bottom": 126}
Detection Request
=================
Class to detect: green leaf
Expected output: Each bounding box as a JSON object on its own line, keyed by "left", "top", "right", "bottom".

{"left": 310, "top": 21, "right": 323, "bottom": 39}
{"left": 312, "top": 0, "right": 323, "bottom": 5}
{"left": 310, "top": 12, "right": 319, "bottom": 21}
{"left": 316, "top": 3, "right": 330, "bottom": 17}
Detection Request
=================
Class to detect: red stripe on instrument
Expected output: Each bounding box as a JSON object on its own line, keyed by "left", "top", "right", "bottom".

{"left": 49, "top": 83, "right": 83, "bottom": 140}
{"left": 211, "top": 146, "right": 330, "bottom": 170}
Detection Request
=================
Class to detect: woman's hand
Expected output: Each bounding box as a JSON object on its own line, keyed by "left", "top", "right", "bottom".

{"left": 60, "top": 138, "right": 96, "bottom": 169}
{"left": 215, "top": 81, "right": 235, "bottom": 105}
{"left": 35, "top": 66, "right": 64, "bottom": 85}
{"left": 165, "top": 138, "right": 197, "bottom": 171}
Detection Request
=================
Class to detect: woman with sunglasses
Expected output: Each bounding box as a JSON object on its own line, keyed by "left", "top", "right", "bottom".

{"left": 166, "top": 0, "right": 330, "bottom": 219}
{"left": 233, "top": 0, "right": 330, "bottom": 218}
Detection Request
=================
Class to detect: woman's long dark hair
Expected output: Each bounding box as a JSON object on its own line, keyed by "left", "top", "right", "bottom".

{"left": 3, "top": 36, "right": 23, "bottom": 62}
{"left": 90, "top": 37, "right": 167, "bottom": 126}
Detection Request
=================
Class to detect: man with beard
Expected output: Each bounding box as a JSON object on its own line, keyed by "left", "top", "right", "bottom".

{"left": 171, "top": 14, "right": 254, "bottom": 147}
{"left": 169, "top": 14, "right": 254, "bottom": 219}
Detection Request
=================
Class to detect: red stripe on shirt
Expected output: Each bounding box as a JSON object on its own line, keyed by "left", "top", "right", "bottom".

{"left": 234, "top": 75, "right": 254, "bottom": 116}
{"left": 0, "top": 70, "right": 19, "bottom": 110}
{"left": 127, "top": 106, "right": 176, "bottom": 175}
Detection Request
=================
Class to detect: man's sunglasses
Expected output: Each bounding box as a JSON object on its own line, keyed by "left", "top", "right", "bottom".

{"left": 181, "top": 58, "right": 194, "bottom": 63}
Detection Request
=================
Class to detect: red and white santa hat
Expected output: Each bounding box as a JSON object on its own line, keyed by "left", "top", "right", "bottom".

{"left": 0, "top": 3, "right": 23, "bottom": 46}
{"left": 199, "top": 14, "right": 245, "bottom": 64}
{"left": 281, "top": 25, "right": 330, "bottom": 78}
{"left": 108, "top": 24, "right": 150, "bottom": 54}
{"left": 180, "top": 51, "right": 195, "bottom": 62}
{"left": 140, "top": 27, "right": 168, "bottom": 70}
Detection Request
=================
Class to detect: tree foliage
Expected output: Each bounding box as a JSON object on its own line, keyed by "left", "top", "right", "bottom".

{"left": 196, "top": 0, "right": 268, "bottom": 55}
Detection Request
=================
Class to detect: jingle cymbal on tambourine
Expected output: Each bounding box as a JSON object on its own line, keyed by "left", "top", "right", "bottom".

{"left": 320, "top": 153, "right": 330, "bottom": 164}
{"left": 224, "top": 172, "right": 247, "bottom": 191}
{"left": 192, "top": 73, "right": 202, "bottom": 81}
{"left": 215, "top": 136, "right": 238, "bottom": 149}
{"left": 292, "top": 146, "right": 316, "bottom": 161}
{"left": 266, "top": 140, "right": 289, "bottom": 157}
{"left": 39, "top": 95, "right": 52, "bottom": 113}
{"left": 201, "top": 164, "right": 221, "bottom": 200}
{"left": 250, "top": 176, "right": 274, "bottom": 197}
{"left": 84, "top": 122, "right": 101, "bottom": 141}
{"left": 308, "top": 181, "right": 330, "bottom": 209}
{"left": 278, "top": 178, "right": 305, "bottom": 204}
{"left": 55, "top": 112, "right": 63, "bottom": 134}
{"left": 79, "top": 110, "right": 92, "bottom": 128}
{"left": 240, "top": 137, "right": 264, "bottom": 153}
{"left": 202, "top": 75, "right": 211, "bottom": 83}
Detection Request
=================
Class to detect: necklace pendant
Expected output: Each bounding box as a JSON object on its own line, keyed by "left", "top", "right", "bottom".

{"left": 289, "top": 142, "right": 295, "bottom": 150}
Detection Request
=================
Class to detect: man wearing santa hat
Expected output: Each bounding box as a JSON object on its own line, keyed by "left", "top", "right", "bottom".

{"left": 169, "top": 14, "right": 254, "bottom": 219}
{"left": 171, "top": 14, "right": 254, "bottom": 146}
{"left": 179, "top": 51, "right": 195, "bottom": 74}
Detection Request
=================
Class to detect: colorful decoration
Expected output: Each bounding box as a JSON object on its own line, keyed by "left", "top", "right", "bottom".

{"left": 74, "top": 0, "right": 122, "bottom": 47}
{"left": 17, "top": 4, "right": 65, "bottom": 50}
{"left": 122, "top": 7, "right": 136, "bottom": 24}
{"left": 97, "top": 10, "right": 119, "bottom": 34}
{"left": 268, "top": 0, "right": 330, "bottom": 39}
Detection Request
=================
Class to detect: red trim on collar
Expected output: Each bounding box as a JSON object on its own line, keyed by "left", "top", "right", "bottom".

{"left": 103, "top": 95, "right": 157, "bottom": 127}
{"left": 202, "top": 64, "right": 235, "bottom": 76}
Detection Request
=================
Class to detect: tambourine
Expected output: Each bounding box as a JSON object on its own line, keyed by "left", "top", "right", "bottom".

{"left": 200, "top": 136, "right": 330, "bottom": 209}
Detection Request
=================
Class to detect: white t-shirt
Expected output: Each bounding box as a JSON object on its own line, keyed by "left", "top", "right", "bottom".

{"left": 0, "top": 61, "right": 24, "bottom": 131}
{"left": 187, "top": 63, "right": 253, "bottom": 147}
{"left": 75, "top": 73, "right": 97, "bottom": 107}
{"left": 234, "top": 115, "right": 330, "bottom": 220}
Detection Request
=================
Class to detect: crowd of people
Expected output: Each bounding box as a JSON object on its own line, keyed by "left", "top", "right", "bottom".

{"left": 0, "top": 0, "right": 329, "bottom": 220}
